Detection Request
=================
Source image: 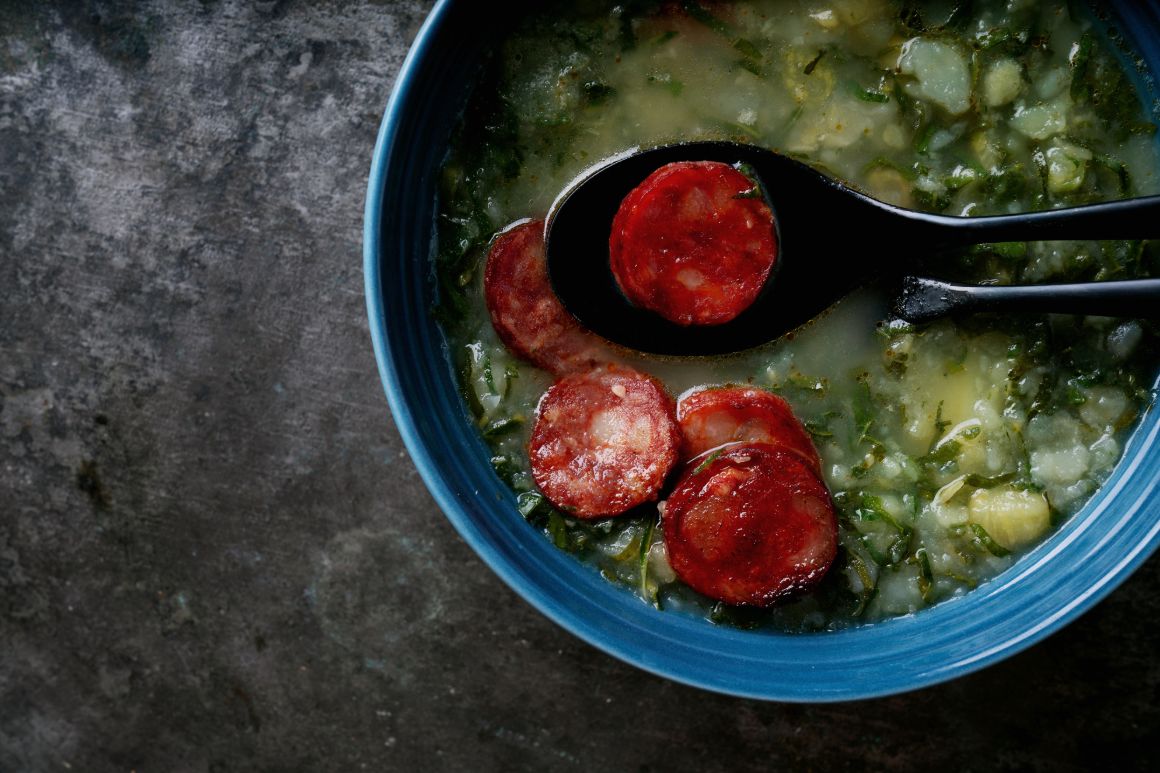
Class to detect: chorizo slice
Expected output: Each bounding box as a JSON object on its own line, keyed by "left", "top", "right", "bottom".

{"left": 484, "top": 219, "right": 613, "bottom": 376}
{"left": 663, "top": 443, "right": 837, "bottom": 606}
{"left": 676, "top": 385, "right": 821, "bottom": 472}
{"left": 529, "top": 367, "right": 681, "bottom": 519}
{"left": 609, "top": 161, "right": 777, "bottom": 326}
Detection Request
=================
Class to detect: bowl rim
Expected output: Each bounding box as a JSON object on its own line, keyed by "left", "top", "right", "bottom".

{"left": 364, "top": 0, "right": 1160, "bottom": 701}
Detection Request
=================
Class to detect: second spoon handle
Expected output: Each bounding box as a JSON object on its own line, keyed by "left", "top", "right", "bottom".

{"left": 894, "top": 277, "right": 1160, "bottom": 323}
{"left": 911, "top": 195, "right": 1160, "bottom": 245}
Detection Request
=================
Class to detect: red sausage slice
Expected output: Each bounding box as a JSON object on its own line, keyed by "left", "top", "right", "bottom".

{"left": 609, "top": 161, "right": 777, "bottom": 326}
{"left": 677, "top": 386, "right": 821, "bottom": 472}
{"left": 484, "top": 219, "right": 614, "bottom": 376}
{"left": 663, "top": 443, "right": 837, "bottom": 606}
{"left": 529, "top": 367, "right": 681, "bottom": 519}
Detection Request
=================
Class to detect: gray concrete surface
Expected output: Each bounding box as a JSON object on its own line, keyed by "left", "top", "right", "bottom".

{"left": 1, "top": 1, "right": 1158, "bottom": 771}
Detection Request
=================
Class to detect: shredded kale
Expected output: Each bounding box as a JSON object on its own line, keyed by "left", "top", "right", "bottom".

{"left": 911, "top": 185, "right": 952, "bottom": 212}
{"left": 733, "top": 37, "right": 762, "bottom": 61}
{"left": 804, "top": 412, "right": 841, "bottom": 439}
{"left": 681, "top": 0, "right": 731, "bottom": 35}
{"left": 517, "top": 491, "right": 547, "bottom": 518}
{"left": 638, "top": 516, "right": 659, "bottom": 607}
{"left": 852, "top": 374, "right": 889, "bottom": 450}
{"left": 490, "top": 454, "right": 523, "bottom": 483}
{"left": 963, "top": 472, "right": 1017, "bottom": 489}
{"left": 1070, "top": 34, "right": 1157, "bottom": 139}
{"left": 646, "top": 71, "right": 684, "bottom": 97}
{"left": 482, "top": 416, "right": 524, "bottom": 438}
{"left": 915, "top": 548, "right": 935, "bottom": 601}
{"left": 981, "top": 163, "right": 1030, "bottom": 206}
{"left": 1069, "top": 32, "right": 1094, "bottom": 102}
{"left": 966, "top": 523, "right": 1011, "bottom": 557}
{"left": 914, "top": 124, "right": 937, "bottom": 156}
{"left": 581, "top": 80, "right": 616, "bottom": 106}
{"left": 546, "top": 511, "right": 570, "bottom": 549}
{"left": 682, "top": 0, "right": 765, "bottom": 77}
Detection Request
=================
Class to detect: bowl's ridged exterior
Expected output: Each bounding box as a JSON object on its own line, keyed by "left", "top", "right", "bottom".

{"left": 365, "top": 1, "right": 1160, "bottom": 701}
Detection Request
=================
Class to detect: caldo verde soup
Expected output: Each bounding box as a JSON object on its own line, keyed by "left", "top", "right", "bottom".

{"left": 434, "top": 0, "right": 1159, "bottom": 630}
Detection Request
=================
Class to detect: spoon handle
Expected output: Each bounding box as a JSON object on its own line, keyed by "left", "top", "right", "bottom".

{"left": 918, "top": 195, "right": 1160, "bottom": 244}
{"left": 894, "top": 277, "right": 1160, "bottom": 323}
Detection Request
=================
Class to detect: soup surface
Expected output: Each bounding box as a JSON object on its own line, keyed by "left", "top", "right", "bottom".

{"left": 434, "top": 0, "right": 1159, "bottom": 630}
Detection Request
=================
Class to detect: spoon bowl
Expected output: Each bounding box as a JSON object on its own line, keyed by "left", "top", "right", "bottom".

{"left": 545, "top": 140, "right": 1160, "bottom": 356}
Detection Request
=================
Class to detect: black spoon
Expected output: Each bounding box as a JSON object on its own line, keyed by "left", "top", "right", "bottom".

{"left": 545, "top": 140, "right": 1160, "bottom": 356}
{"left": 895, "top": 276, "right": 1160, "bottom": 323}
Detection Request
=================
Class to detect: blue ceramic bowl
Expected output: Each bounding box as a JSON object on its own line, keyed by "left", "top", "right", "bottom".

{"left": 365, "top": 1, "right": 1160, "bottom": 701}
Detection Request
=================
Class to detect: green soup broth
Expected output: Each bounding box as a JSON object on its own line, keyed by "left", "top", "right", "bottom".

{"left": 434, "top": 0, "right": 1160, "bottom": 631}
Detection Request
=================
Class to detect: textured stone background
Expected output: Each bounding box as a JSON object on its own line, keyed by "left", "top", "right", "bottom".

{"left": 2, "top": 1, "right": 1159, "bottom": 771}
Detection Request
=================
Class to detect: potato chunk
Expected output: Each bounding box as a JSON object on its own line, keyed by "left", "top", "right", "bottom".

{"left": 983, "top": 59, "right": 1023, "bottom": 107}
{"left": 899, "top": 38, "right": 971, "bottom": 115}
{"left": 968, "top": 487, "right": 1051, "bottom": 551}
{"left": 1045, "top": 140, "right": 1093, "bottom": 194}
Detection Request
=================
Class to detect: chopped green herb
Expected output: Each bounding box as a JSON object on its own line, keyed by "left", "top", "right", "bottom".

{"left": 884, "top": 346, "right": 909, "bottom": 378}
{"left": 853, "top": 375, "right": 876, "bottom": 445}
{"left": 693, "top": 449, "right": 724, "bottom": 475}
{"left": 850, "top": 82, "right": 889, "bottom": 103}
{"left": 1066, "top": 380, "right": 1087, "bottom": 405}
{"left": 785, "top": 103, "right": 805, "bottom": 128}
{"left": 804, "top": 49, "right": 826, "bottom": 75}
{"left": 787, "top": 371, "right": 829, "bottom": 397}
{"left": 847, "top": 547, "right": 876, "bottom": 591}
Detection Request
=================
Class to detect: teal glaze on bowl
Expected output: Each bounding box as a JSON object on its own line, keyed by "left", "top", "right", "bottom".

{"left": 365, "top": 1, "right": 1160, "bottom": 701}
